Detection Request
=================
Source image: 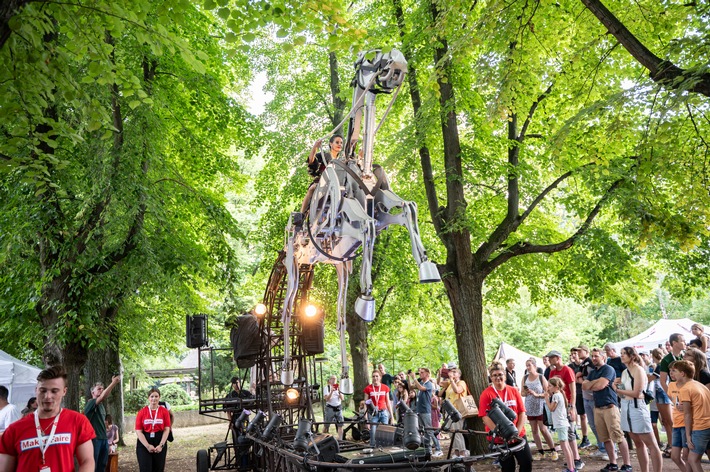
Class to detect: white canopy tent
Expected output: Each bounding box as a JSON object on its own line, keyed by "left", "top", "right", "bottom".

{"left": 0, "top": 349, "right": 41, "bottom": 409}
{"left": 493, "top": 342, "right": 544, "bottom": 387}
{"left": 612, "top": 318, "right": 710, "bottom": 353}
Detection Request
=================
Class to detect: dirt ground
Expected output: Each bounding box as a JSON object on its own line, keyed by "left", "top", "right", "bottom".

{"left": 117, "top": 422, "right": 688, "bottom": 472}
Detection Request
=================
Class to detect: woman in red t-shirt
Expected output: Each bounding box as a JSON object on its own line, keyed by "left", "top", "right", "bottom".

{"left": 135, "top": 387, "right": 171, "bottom": 472}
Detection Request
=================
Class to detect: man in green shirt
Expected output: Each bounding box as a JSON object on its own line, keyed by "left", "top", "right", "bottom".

{"left": 84, "top": 374, "right": 121, "bottom": 472}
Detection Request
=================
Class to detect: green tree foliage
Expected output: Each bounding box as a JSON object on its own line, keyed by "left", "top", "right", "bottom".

{"left": 0, "top": 0, "right": 260, "bottom": 407}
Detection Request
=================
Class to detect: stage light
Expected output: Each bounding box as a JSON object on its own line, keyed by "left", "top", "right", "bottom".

{"left": 441, "top": 399, "right": 462, "bottom": 423}
{"left": 293, "top": 418, "right": 312, "bottom": 452}
{"left": 254, "top": 303, "right": 267, "bottom": 317}
{"left": 487, "top": 404, "right": 519, "bottom": 441}
{"left": 304, "top": 304, "right": 317, "bottom": 317}
{"left": 246, "top": 410, "right": 265, "bottom": 435}
{"left": 234, "top": 409, "right": 251, "bottom": 433}
{"left": 285, "top": 388, "right": 300, "bottom": 404}
{"left": 490, "top": 397, "right": 517, "bottom": 422}
{"left": 397, "top": 403, "right": 421, "bottom": 450}
{"left": 262, "top": 414, "right": 282, "bottom": 440}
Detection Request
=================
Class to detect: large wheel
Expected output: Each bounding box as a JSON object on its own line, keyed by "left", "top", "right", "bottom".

{"left": 196, "top": 449, "right": 210, "bottom": 472}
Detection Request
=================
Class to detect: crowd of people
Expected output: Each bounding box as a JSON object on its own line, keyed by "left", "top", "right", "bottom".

{"left": 320, "top": 325, "right": 710, "bottom": 472}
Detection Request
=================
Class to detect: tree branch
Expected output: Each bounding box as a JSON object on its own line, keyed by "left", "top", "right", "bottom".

{"left": 581, "top": 0, "right": 710, "bottom": 97}
{"left": 374, "top": 285, "right": 395, "bottom": 319}
{"left": 482, "top": 177, "right": 624, "bottom": 274}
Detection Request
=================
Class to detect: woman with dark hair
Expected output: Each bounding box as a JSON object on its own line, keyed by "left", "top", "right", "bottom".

{"left": 614, "top": 347, "right": 662, "bottom": 472}
{"left": 683, "top": 347, "right": 710, "bottom": 387}
{"left": 301, "top": 135, "right": 344, "bottom": 213}
{"left": 135, "top": 387, "right": 171, "bottom": 472}
{"left": 20, "top": 397, "right": 36, "bottom": 417}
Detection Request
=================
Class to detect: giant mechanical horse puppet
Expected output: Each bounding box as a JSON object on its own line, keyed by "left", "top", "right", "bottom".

{"left": 280, "top": 49, "right": 441, "bottom": 393}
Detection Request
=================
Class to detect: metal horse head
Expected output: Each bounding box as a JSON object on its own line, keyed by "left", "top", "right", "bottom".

{"left": 280, "top": 49, "right": 440, "bottom": 393}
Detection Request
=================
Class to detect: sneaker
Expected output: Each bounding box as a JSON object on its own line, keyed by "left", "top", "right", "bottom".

{"left": 579, "top": 438, "right": 592, "bottom": 449}
{"left": 591, "top": 450, "right": 610, "bottom": 461}
{"left": 492, "top": 458, "right": 501, "bottom": 467}
{"left": 620, "top": 466, "right": 632, "bottom": 472}
{"left": 550, "top": 451, "right": 560, "bottom": 461}
{"left": 599, "top": 464, "right": 619, "bottom": 472}
{"left": 575, "top": 459, "right": 586, "bottom": 470}
{"left": 432, "top": 450, "right": 444, "bottom": 458}
{"left": 534, "top": 452, "right": 545, "bottom": 461}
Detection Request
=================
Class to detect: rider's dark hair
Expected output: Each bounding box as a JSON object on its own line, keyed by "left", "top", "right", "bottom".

{"left": 329, "top": 135, "right": 343, "bottom": 144}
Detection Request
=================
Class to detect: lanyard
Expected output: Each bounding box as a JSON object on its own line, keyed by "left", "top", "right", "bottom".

{"left": 148, "top": 406, "right": 159, "bottom": 431}
{"left": 34, "top": 409, "right": 62, "bottom": 465}
{"left": 494, "top": 387, "right": 509, "bottom": 404}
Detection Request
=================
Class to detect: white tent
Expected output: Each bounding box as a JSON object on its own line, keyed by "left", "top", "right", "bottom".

{"left": 493, "top": 342, "right": 544, "bottom": 387}
{"left": 0, "top": 350, "right": 41, "bottom": 409}
{"left": 612, "top": 318, "right": 710, "bottom": 353}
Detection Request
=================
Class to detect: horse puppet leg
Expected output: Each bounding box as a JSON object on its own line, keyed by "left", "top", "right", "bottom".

{"left": 280, "top": 214, "right": 300, "bottom": 386}
{"left": 337, "top": 196, "right": 378, "bottom": 321}
{"left": 374, "top": 189, "right": 441, "bottom": 283}
{"left": 335, "top": 261, "right": 354, "bottom": 395}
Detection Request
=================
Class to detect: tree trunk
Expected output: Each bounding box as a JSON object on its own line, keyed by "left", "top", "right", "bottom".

{"left": 442, "top": 269, "right": 489, "bottom": 452}
{"left": 345, "top": 277, "right": 369, "bottom": 408}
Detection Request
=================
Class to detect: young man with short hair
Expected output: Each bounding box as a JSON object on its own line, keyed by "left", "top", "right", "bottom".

{"left": 0, "top": 387, "right": 20, "bottom": 440}
{"left": 672, "top": 360, "right": 710, "bottom": 472}
{"left": 0, "top": 365, "right": 95, "bottom": 472}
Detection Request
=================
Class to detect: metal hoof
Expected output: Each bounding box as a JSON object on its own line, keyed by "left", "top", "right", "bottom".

{"left": 354, "top": 295, "right": 376, "bottom": 322}
{"left": 418, "top": 261, "right": 440, "bottom": 283}
{"left": 281, "top": 369, "right": 294, "bottom": 386}
{"left": 339, "top": 378, "right": 354, "bottom": 395}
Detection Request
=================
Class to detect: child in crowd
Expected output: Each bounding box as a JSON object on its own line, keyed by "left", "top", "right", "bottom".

{"left": 547, "top": 378, "right": 575, "bottom": 472}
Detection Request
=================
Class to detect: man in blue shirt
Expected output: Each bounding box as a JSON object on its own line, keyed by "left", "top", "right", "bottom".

{"left": 583, "top": 349, "right": 631, "bottom": 472}
{"left": 408, "top": 368, "right": 443, "bottom": 457}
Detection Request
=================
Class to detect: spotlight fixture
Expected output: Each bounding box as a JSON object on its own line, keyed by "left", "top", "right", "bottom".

{"left": 397, "top": 403, "right": 421, "bottom": 450}
{"left": 487, "top": 404, "right": 519, "bottom": 441}
{"left": 293, "top": 418, "right": 312, "bottom": 452}
{"left": 304, "top": 304, "right": 317, "bottom": 317}
{"left": 285, "top": 388, "right": 300, "bottom": 404}
{"left": 246, "top": 410, "right": 265, "bottom": 435}
{"left": 254, "top": 303, "right": 267, "bottom": 317}
{"left": 261, "top": 414, "right": 282, "bottom": 440}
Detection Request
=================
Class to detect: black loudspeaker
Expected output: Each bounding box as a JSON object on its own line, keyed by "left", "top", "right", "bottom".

{"left": 186, "top": 314, "right": 208, "bottom": 348}
{"left": 300, "top": 317, "right": 324, "bottom": 355}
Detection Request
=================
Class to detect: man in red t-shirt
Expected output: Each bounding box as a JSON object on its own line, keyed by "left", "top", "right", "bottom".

{"left": 363, "top": 370, "right": 393, "bottom": 447}
{"left": 0, "top": 365, "right": 95, "bottom": 472}
{"left": 479, "top": 362, "right": 532, "bottom": 472}
{"left": 546, "top": 350, "right": 584, "bottom": 470}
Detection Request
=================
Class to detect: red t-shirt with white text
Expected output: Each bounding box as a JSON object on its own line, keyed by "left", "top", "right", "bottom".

{"left": 0, "top": 409, "right": 95, "bottom": 471}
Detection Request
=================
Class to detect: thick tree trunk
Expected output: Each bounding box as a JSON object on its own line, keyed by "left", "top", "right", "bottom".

{"left": 442, "top": 270, "right": 489, "bottom": 452}
{"left": 84, "top": 317, "right": 124, "bottom": 444}
{"left": 345, "top": 277, "right": 369, "bottom": 408}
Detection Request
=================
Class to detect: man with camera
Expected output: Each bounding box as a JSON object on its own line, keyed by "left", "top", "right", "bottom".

{"left": 479, "top": 363, "right": 532, "bottom": 472}
{"left": 323, "top": 375, "right": 344, "bottom": 439}
{"left": 84, "top": 373, "right": 121, "bottom": 472}
{"left": 408, "top": 367, "right": 444, "bottom": 457}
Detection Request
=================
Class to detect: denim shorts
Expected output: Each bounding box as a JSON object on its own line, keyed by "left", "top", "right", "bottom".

{"left": 650, "top": 410, "right": 659, "bottom": 423}
{"left": 690, "top": 428, "right": 710, "bottom": 455}
{"left": 655, "top": 388, "right": 671, "bottom": 405}
{"left": 672, "top": 427, "right": 687, "bottom": 449}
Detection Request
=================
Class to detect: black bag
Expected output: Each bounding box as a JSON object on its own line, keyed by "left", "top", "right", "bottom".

{"left": 629, "top": 373, "right": 653, "bottom": 405}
